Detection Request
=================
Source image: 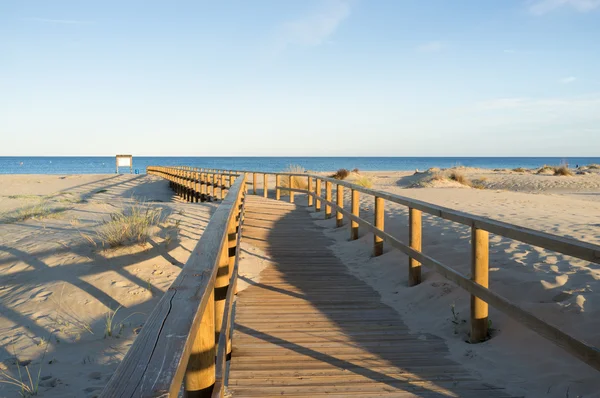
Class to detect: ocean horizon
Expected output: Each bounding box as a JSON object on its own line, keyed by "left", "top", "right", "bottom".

{"left": 1, "top": 156, "right": 599, "bottom": 175}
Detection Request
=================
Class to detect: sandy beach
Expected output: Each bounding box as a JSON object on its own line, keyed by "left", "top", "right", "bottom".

{"left": 1, "top": 168, "right": 600, "bottom": 397}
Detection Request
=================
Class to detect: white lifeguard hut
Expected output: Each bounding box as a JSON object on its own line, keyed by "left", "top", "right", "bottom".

{"left": 116, "top": 154, "right": 133, "bottom": 174}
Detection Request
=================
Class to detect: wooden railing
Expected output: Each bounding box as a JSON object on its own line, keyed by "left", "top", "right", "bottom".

{"left": 103, "top": 165, "right": 600, "bottom": 397}
{"left": 101, "top": 166, "right": 245, "bottom": 398}
{"left": 163, "top": 166, "right": 600, "bottom": 374}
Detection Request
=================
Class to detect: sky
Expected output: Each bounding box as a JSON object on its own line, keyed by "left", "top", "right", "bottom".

{"left": 1, "top": 0, "right": 600, "bottom": 156}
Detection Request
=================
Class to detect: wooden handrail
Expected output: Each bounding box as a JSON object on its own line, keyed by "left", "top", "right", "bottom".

{"left": 186, "top": 167, "right": 600, "bottom": 374}
{"left": 101, "top": 167, "right": 246, "bottom": 397}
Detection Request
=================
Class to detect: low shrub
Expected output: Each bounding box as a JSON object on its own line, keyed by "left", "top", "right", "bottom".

{"left": 449, "top": 172, "right": 472, "bottom": 186}
{"left": 554, "top": 166, "right": 573, "bottom": 177}
{"left": 512, "top": 167, "right": 527, "bottom": 173}
{"left": 96, "top": 201, "right": 164, "bottom": 247}
{"left": 330, "top": 169, "right": 350, "bottom": 180}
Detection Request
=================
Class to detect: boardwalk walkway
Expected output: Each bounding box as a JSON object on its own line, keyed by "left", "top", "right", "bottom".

{"left": 228, "top": 195, "right": 514, "bottom": 397}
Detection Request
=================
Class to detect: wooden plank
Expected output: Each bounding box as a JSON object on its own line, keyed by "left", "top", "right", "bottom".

{"left": 227, "top": 196, "right": 512, "bottom": 397}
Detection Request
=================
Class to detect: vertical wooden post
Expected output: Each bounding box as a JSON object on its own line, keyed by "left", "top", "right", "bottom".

{"left": 315, "top": 179, "right": 322, "bottom": 212}
{"left": 214, "top": 234, "right": 229, "bottom": 351}
{"left": 263, "top": 174, "right": 268, "bottom": 198}
{"left": 325, "top": 181, "right": 332, "bottom": 219}
{"left": 307, "top": 177, "right": 313, "bottom": 207}
{"left": 373, "top": 197, "right": 384, "bottom": 256}
{"left": 195, "top": 172, "right": 200, "bottom": 202}
{"left": 470, "top": 228, "right": 489, "bottom": 343}
{"left": 276, "top": 175, "right": 281, "bottom": 200}
{"left": 351, "top": 189, "right": 359, "bottom": 240}
{"left": 253, "top": 173, "right": 257, "bottom": 195}
{"left": 336, "top": 184, "right": 343, "bottom": 227}
{"left": 211, "top": 174, "right": 216, "bottom": 200}
{"left": 220, "top": 174, "right": 225, "bottom": 200}
{"left": 408, "top": 208, "right": 422, "bottom": 286}
{"left": 184, "top": 290, "right": 215, "bottom": 397}
{"left": 289, "top": 176, "right": 295, "bottom": 203}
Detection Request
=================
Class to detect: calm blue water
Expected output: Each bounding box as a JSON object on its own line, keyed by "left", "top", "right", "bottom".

{"left": 0, "top": 157, "right": 598, "bottom": 175}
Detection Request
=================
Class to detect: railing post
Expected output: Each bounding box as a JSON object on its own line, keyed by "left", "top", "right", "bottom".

{"left": 307, "top": 177, "right": 313, "bottom": 207}
{"left": 336, "top": 184, "right": 343, "bottom": 227}
{"left": 409, "top": 208, "right": 422, "bottom": 286}
{"left": 315, "top": 179, "right": 321, "bottom": 212}
{"left": 219, "top": 174, "right": 225, "bottom": 200}
{"left": 184, "top": 290, "right": 215, "bottom": 397}
{"left": 325, "top": 181, "right": 332, "bottom": 219}
{"left": 471, "top": 227, "right": 489, "bottom": 343}
{"left": 253, "top": 172, "right": 257, "bottom": 195}
{"left": 214, "top": 232, "right": 229, "bottom": 353}
{"left": 351, "top": 189, "right": 359, "bottom": 240}
{"left": 373, "top": 196, "right": 384, "bottom": 256}
{"left": 263, "top": 174, "right": 268, "bottom": 198}
{"left": 211, "top": 174, "right": 216, "bottom": 200}
{"left": 201, "top": 172, "right": 207, "bottom": 202}
{"left": 289, "top": 176, "right": 295, "bottom": 203}
{"left": 276, "top": 175, "right": 281, "bottom": 200}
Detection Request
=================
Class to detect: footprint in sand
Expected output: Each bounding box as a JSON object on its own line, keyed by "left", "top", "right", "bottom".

{"left": 152, "top": 269, "right": 164, "bottom": 275}
{"left": 30, "top": 290, "right": 53, "bottom": 302}
{"left": 111, "top": 281, "right": 131, "bottom": 288}
{"left": 129, "top": 288, "right": 148, "bottom": 296}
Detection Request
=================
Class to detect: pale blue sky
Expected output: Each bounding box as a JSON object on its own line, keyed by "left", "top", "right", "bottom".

{"left": 1, "top": 0, "right": 599, "bottom": 156}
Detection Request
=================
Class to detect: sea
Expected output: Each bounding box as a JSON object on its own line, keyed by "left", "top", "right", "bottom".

{"left": 0, "top": 157, "right": 598, "bottom": 175}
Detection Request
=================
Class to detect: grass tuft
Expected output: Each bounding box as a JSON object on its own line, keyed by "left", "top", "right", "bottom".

{"left": 280, "top": 165, "right": 308, "bottom": 192}
{"left": 512, "top": 167, "right": 527, "bottom": 173}
{"left": 96, "top": 201, "right": 163, "bottom": 247}
{"left": 0, "top": 338, "right": 49, "bottom": 397}
{"left": 448, "top": 172, "right": 472, "bottom": 187}
{"left": 553, "top": 166, "right": 573, "bottom": 176}
{"left": 0, "top": 202, "right": 69, "bottom": 224}
{"left": 354, "top": 176, "right": 373, "bottom": 188}
{"left": 330, "top": 169, "right": 350, "bottom": 180}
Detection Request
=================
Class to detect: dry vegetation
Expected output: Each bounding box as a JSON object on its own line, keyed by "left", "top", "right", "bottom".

{"left": 448, "top": 171, "right": 472, "bottom": 187}
{"left": 354, "top": 175, "right": 373, "bottom": 188}
{"left": 554, "top": 166, "right": 573, "bottom": 176}
{"left": 512, "top": 167, "right": 527, "bottom": 173}
{"left": 0, "top": 201, "right": 69, "bottom": 224}
{"left": 331, "top": 168, "right": 350, "bottom": 180}
{"left": 95, "top": 201, "right": 164, "bottom": 247}
{"left": 280, "top": 165, "right": 308, "bottom": 191}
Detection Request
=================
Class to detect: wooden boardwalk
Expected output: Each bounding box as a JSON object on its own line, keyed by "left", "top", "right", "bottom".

{"left": 228, "top": 196, "right": 514, "bottom": 397}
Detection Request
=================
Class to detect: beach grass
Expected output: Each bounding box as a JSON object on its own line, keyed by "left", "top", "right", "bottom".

{"left": 354, "top": 175, "right": 373, "bottom": 188}
{"left": 280, "top": 165, "right": 308, "bottom": 191}
{"left": 95, "top": 201, "right": 163, "bottom": 247}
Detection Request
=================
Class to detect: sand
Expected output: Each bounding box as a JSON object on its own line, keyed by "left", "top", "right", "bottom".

{"left": 302, "top": 169, "right": 600, "bottom": 397}
{"left": 0, "top": 174, "right": 217, "bottom": 397}
{"left": 2, "top": 169, "right": 600, "bottom": 397}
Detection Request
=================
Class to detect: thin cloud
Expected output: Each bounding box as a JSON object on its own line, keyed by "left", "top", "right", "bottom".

{"left": 277, "top": 0, "right": 350, "bottom": 49}
{"left": 416, "top": 41, "right": 444, "bottom": 53}
{"left": 475, "top": 94, "right": 600, "bottom": 111}
{"left": 22, "top": 17, "right": 94, "bottom": 25}
{"left": 560, "top": 76, "right": 577, "bottom": 84}
{"left": 529, "top": 0, "right": 600, "bottom": 15}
